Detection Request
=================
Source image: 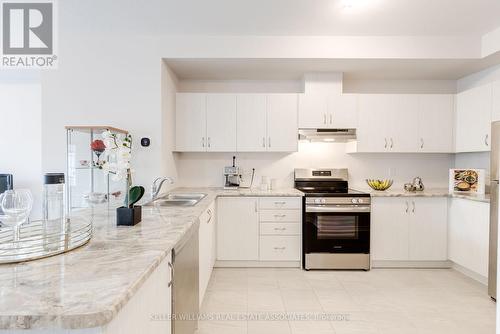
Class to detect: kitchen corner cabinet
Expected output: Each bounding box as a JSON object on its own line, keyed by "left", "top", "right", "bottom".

{"left": 455, "top": 84, "right": 492, "bottom": 152}
{"left": 353, "top": 94, "right": 454, "bottom": 153}
{"left": 175, "top": 93, "right": 207, "bottom": 152}
{"left": 371, "top": 197, "right": 448, "bottom": 264}
{"left": 199, "top": 201, "right": 216, "bottom": 305}
{"left": 448, "top": 198, "right": 489, "bottom": 278}
{"left": 298, "top": 93, "right": 357, "bottom": 129}
{"left": 217, "top": 197, "right": 259, "bottom": 261}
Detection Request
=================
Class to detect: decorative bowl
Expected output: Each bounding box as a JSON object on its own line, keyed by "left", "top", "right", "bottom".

{"left": 366, "top": 179, "right": 393, "bottom": 191}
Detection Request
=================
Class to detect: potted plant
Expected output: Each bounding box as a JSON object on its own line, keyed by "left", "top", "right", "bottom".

{"left": 100, "top": 130, "right": 144, "bottom": 226}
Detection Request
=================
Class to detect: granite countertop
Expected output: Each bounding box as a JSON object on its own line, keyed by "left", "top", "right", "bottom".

{"left": 0, "top": 187, "right": 303, "bottom": 330}
{"left": 358, "top": 187, "right": 490, "bottom": 203}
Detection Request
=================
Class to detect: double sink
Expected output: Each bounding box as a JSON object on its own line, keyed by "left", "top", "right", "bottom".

{"left": 146, "top": 193, "right": 207, "bottom": 207}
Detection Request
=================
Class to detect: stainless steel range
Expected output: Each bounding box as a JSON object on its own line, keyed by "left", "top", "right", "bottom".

{"left": 294, "top": 168, "right": 371, "bottom": 270}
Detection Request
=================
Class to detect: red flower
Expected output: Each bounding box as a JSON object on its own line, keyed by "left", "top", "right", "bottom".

{"left": 91, "top": 139, "right": 106, "bottom": 153}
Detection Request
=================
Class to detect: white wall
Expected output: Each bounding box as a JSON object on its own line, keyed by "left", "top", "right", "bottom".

{"left": 0, "top": 72, "right": 43, "bottom": 218}
{"left": 175, "top": 142, "right": 453, "bottom": 190}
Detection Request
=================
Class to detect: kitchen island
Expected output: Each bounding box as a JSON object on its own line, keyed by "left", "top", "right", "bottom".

{"left": 0, "top": 187, "right": 303, "bottom": 332}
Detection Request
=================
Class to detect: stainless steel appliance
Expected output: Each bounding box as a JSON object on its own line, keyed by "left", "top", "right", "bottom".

{"left": 294, "top": 168, "right": 370, "bottom": 270}
{"left": 489, "top": 121, "right": 500, "bottom": 299}
{"left": 172, "top": 229, "right": 199, "bottom": 334}
{"left": 223, "top": 156, "right": 240, "bottom": 189}
{"left": 298, "top": 129, "right": 356, "bottom": 142}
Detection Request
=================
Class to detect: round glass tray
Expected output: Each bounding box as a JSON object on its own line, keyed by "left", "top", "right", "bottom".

{"left": 0, "top": 216, "right": 92, "bottom": 264}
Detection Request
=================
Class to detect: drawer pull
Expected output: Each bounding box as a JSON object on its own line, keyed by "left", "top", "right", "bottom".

{"left": 273, "top": 227, "right": 286, "bottom": 231}
{"left": 273, "top": 246, "right": 286, "bottom": 250}
{"left": 274, "top": 214, "right": 287, "bottom": 218}
{"left": 274, "top": 201, "right": 286, "bottom": 205}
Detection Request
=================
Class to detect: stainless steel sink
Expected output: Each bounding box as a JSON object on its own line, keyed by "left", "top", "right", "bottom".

{"left": 145, "top": 193, "right": 207, "bottom": 207}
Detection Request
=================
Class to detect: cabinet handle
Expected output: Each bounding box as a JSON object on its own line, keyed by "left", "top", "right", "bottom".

{"left": 262, "top": 137, "right": 266, "bottom": 148}
{"left": 274, "top": 227, "right": 286, "bottom": 231}
{"left": 207, "top": 137, "right": 211, "bottom": 148}
{"left": 485, "top": 134, "right": 489, "bottom": 147}
{"left": 323, "top": 114, "right": 327, "bottom": 124}
{"left": 390, "top": 138, "right": 394, "bottom": 149}
{"left": 274, "top": 201, "right": 286, "bottom": 206}
{"left": 206, "top": 209, "right": 212, "bottom": 224}
{"left": 384, "top": 138, "right": 388, "bottom": 149}
{"left": 329, "top": 114, "right": 333, "bottom": 124}
{"left": 168, "top": 261, "right": 174, "bottom": 288}
{"left": 274, "top": 214, "right": 287, "bottom": 218}
{"left": 405, "top": 201, "right": 409, "bottom": 213}
{"left": 255, "top": 201, "right": 258, "bottom": 212}
{"left": 420, "top": 138, "right": 424, "bottom": 149}
{"left": 273, "top": 246, "right": 286, "bottom": 250}
{"left": 412, "top": 201, "right": 415, "bottom": 214}
{"left": 202, "top": 137, "right": 205, "bottom": 148}
{"left": 268, "top": 137, "right": 271, "bottom": 148}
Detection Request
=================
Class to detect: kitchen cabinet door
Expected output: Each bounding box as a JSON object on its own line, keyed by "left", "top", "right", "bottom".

{"left": 492, "top": 81, "right": 500, "bottom": 122}
{"left": 371, "top": 197, "right": 409, "bottom": 261}
{"left": 408, "top": 197, "right": 448, "bottom": 261}
{"left": 236, "top": 94, "right": 267, "bottom": 152}
{"left": 199, "top": 201, "right": 216, "bottom": 305}
{"left": 448, "top": 198, "right": 490, "bottom": 278}
{"left": 175, "top": 93, "right": 206, "bottom": 152}
{"left": 418, "top": 94, "right": 454, "bottom": 152}
{"left": 455, "top": 84, "right": 492, "bottom": 152}
{"left": 217, "top": 197, "right": 259, "bottom": 261}
{"left": 387, "top": 95, "right": 419, "bottom": 152}
{"left": 328, "top": 94, "right": 358, "bottom": 128}
{"left": 356, "top": 94, "right": 392, "bottom": 152}
{"left": 206, "top": 94, "right": 237, "bottom": 152}
{"left": 298, "top": 93, "right": 329, "bottom": 129}
{"left": 267, "top": 94, "right": 298, "bottom": 152}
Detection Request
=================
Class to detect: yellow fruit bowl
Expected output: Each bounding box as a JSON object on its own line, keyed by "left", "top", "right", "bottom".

{"left": 366, "top": 179, "right": 393, "bottom": 191}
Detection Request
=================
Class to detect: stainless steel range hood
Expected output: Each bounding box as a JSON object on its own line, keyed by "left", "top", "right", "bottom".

{"left": 298, "top": 129, "right": 357, "bottom": 142}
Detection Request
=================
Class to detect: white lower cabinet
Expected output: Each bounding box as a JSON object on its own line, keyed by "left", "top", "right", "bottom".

{"left": 216, "top": 196, "right": 301, "bottom": 265}
{"left": 217, "top": 197, "right": 259, "bottom": 261}
{"left": 199, "top": 201, "right": 216, "bottom": 305}
{"left": 372, "top": 197, "right": 448, "bottom": 265}
{"left": 448, "top": 198, "right": 490, "bottom": 279}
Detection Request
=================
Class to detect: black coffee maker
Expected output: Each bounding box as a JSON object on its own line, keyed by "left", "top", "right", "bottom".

{"left": 0, "top": 174, "right": 13, "bottom": 216}
{"left": 0, "top": 174, "right": 13, "bottom": 194}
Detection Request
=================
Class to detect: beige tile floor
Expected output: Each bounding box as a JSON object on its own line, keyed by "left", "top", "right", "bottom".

{"left": 196, "top": 268, "right": 496, "bottom": 334}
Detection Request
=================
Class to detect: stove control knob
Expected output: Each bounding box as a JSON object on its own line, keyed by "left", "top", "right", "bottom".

{"left": 351, "top": 198, "right": 358, "bottom": 204}
{"left": 357, "top": 198, "right": 363, "bottom": 204}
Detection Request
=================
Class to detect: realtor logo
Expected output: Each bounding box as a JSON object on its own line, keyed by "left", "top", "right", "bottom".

{"left": 1, "top": 0, "right": 57, "bottom": 68}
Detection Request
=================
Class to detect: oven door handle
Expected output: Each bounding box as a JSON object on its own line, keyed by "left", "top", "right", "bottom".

{"left": 306, "top": 205, "right": 371, "bottom": 213}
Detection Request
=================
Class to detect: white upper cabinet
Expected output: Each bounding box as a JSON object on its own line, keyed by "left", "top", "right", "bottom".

{"left": 206, "top": 94, "right": 237, "bottom": 152}
{"left": 299, "top": 93, "right": 357, "bottom": 129}
{"left": 455, "top": 84, "right": 492, "bottom": 152}
{"left": 298, "top": 93, "right": 328, "bottom": 129}
{"left": 236, "top": 94, "right": 267, "bottom": 152}
{"left": 417, "top": 95, "right": 454, "bottom": 152}
{"left": 351, "top": 94, "right": 454, "bottom": 153}
{"left": 175, "top": 93, "right": 206, "bottom": 152}
{"left": 492, "top": 81, "right": 500, "bottom": 122}
{"left": 267, "top": 94, "right": 298, "bottom": 152}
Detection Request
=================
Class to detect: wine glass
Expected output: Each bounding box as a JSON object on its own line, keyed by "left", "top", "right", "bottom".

{"left": 0, "top": 189, "right": 33, "bottom": 244}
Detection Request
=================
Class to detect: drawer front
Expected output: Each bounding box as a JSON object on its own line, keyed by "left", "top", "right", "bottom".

{"left": 259, "top": 236, "right": 301, "bottom": 261}
{"left": 259, "top": 210, "right": 301, "bottom": 223}
{"left": 260, "top": 223, "right": 301, "bottom": 236}
{"left": 259, "top": 197, "right": 301, "bottom": 210}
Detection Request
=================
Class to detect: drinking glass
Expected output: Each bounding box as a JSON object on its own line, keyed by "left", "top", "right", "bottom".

{"left": 0, "top": 189, "right": 33, "bottom": 243}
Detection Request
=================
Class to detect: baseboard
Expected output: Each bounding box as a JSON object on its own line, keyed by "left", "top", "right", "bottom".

{"left": 450, "top": 262, "right": 488, "bottom": 285}
{"left": 371, "top": 260, "right": 452, "bottom": 268}
{"left": 215, "top": 260, "right": 301, "bottom": 268}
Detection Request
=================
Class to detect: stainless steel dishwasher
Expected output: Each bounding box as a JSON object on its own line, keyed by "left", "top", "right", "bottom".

{"left": 172, "top": 229, "right": 199, "bottom": 334}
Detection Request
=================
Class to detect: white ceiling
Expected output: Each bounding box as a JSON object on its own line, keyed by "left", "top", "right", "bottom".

{"left": 165, "top": 54, "right": 500, "bottom": 81}
{"left": 65, "top": 0, "right": 500, "bottom": 37}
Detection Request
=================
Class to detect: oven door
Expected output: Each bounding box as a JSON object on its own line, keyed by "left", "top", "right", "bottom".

{"left": 304, "top": 205, "right": 370, "bottom": 254}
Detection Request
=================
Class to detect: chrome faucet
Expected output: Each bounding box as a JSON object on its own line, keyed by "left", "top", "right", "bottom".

{"left": 151, "top": 177, "right": 174, "bottom": 200}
